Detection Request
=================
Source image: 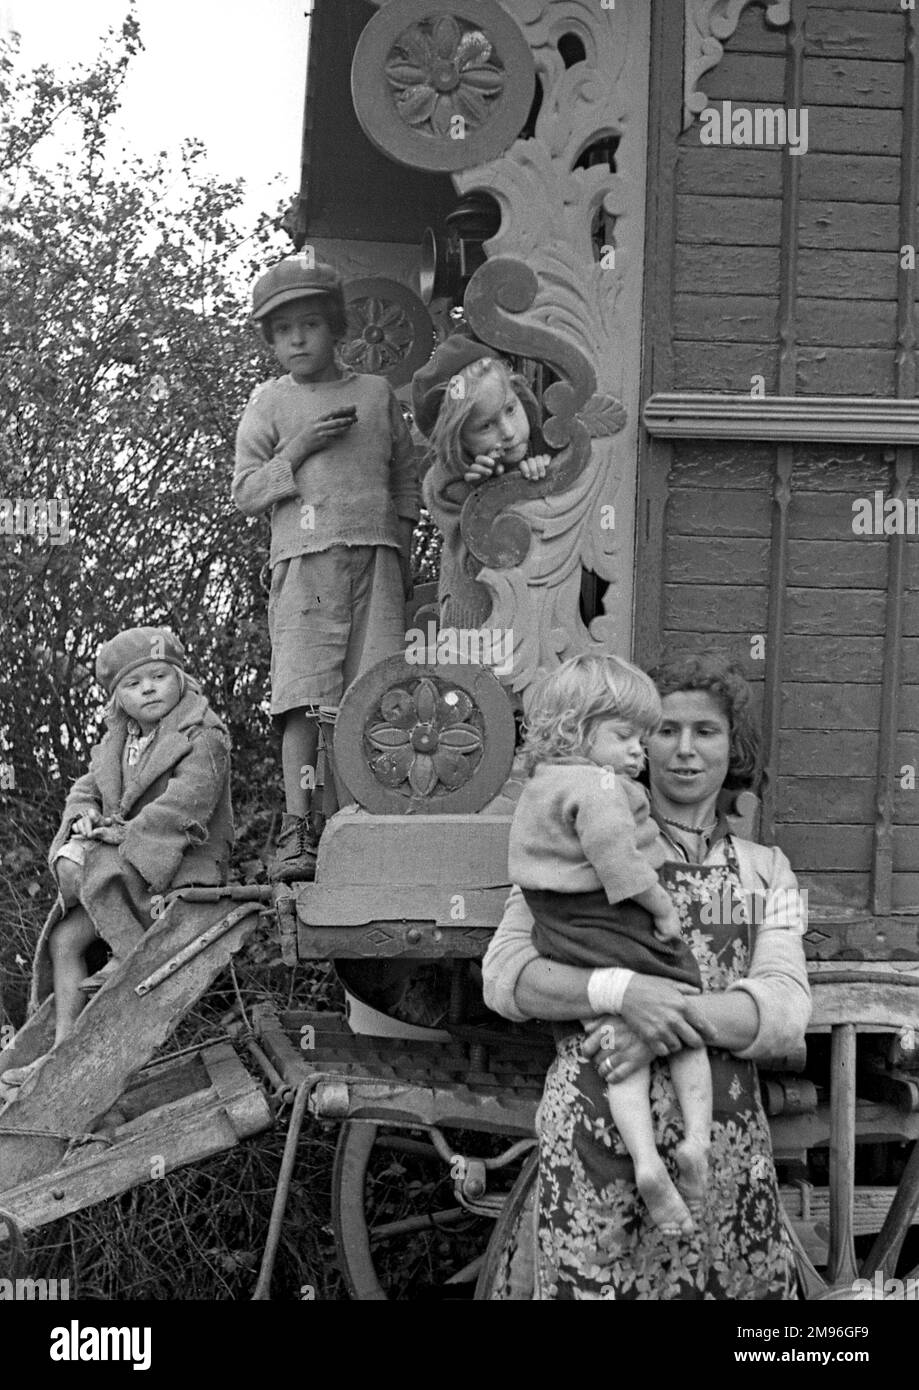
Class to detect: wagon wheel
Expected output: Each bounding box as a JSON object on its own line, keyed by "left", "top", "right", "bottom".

{"left": 332, "top": 1121, "right": 531, "bottom": 1300}
{"left": 475, "top": 1148, "right": 538, "bottom": 1299}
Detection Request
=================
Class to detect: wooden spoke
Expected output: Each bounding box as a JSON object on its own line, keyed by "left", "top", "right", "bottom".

{"left": 826, "top": 1024, "right": 859, "bottom": 1288}
{"left": 863, "top": 1139, "right": 919, "bottom": 1282}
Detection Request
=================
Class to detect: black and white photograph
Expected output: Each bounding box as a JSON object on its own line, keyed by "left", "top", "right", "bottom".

{"left": 1, "top": 0, "right": 918, "bottom": 1351}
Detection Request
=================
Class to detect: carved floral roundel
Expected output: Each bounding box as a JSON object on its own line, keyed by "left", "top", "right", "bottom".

{"left": 351, "top": 0, "right": 536, "bottom": 172}
{"left": 334, "top": 653, "right": 516, "bottom": 815}
{"left": 341, "top": 277, "right": 435, "bottom": 388}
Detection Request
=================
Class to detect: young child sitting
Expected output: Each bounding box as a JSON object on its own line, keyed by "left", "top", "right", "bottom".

{"left": 234, "top": 257, "right": 419, "bottom": 881}
{"left": 2, "top": 627, "right": 233, "bottom": 1087}
{"left": 508, "top": 653, "right": 712, "bottom": 1237}
{"left": 411, "top": 336, "right": 552, "bottom": 631}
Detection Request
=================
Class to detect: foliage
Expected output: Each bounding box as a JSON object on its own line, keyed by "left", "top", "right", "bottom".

{"left": 0, "top": 16, "right": 293, "bottom": 1025}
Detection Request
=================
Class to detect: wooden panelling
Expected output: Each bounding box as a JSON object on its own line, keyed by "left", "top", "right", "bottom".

{"left": 677, "top": 148, "right": 783, "bottom": 198}
{"left": 670, "top": 440, "right": 775, "bottom": 486}
{"left": 674, "top": 294, "right": 777, "bottom": 342}
{"left": 668, "top": 487, "right": 771, "bottom": 536}
{"left": 673, "top": 342, "right": 779, "bottom": 392}
{"left": 796, "top": 348, "right": 896, "bottom": 396}
{"left": 665, "top": 534, "right": 770, "bottom": 584}
{"left": 785, "top": 590, "right": 888, "bottom": 637}
{"left": 779, "top": 776, "right": 919, "bottom": 825}
{"left": 800, "top": 106, "right": 902, "bottom": 155}
{"left": 775, "top": 824, "right": 919, "bottom": 872}
{"left": 797, "top": 299, "right": 896, "bottom": 349}
{"left": 797, "top": 250, "right": 898, "bottom": 300}
{"left": 664, "top": 583, "right": 767, "bottom": 631}
{"left": 781, "top": 682, "right": 919, "bottom": 730}
{"left": 677, "top": 195, "right": 781, "bottom": 245}
{"left": 805, "top": 9, "right": 905, "bottom": 63}
{"left": 798, "top": 202, "right": 900, "bottom": 251}
{"left": 804, "top": 59, "right": 905, "bottom": 109}
{"left": 657, "top": 633, "right": 919, "bottom": 685}
{"left": 793, "top": 447, "right": 890, "bottom": 490}
{"left": 675, "top": 243, "right": 780, "bottom": 295}
{"left": 799, "top": 155, "right": 901, "bottom": 203}
{"left": 795, "top": 870, "right": 919, "bottom": 912}
{"left": 791, "top": 491, "right": 894, "bottom": 539}
{"left": 779, "top": 731, "right": 917, "bottom": 779}
{"left": 786, "top": 538, "right": 888, "bottom": 587}
{"left": 705, "top": 54, "right": 786, "bottom": 102}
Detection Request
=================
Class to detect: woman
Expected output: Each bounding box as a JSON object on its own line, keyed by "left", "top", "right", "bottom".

{"left": 482, "top": 654, "right": 811, "bottom": 1299}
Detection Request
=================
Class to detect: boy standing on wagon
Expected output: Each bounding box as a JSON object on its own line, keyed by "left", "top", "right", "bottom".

{"left": 234, "top": 257, "right": 419, "bottom": 881}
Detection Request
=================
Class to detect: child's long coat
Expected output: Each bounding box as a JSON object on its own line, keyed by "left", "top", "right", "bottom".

{"left": 30, "top": 686, "right": 233, "bottom": 1009}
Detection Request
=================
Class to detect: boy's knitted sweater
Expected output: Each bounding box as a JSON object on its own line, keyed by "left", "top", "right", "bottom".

{"left": 234, "top": 371, "right": 419, "bottom": 566}
{"left": 508, "top": 759, "right": 667, "bottom": 904}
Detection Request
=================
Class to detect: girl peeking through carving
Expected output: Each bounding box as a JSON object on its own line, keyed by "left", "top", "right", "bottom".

{"left": 411, "top": 336, "right": 554, "bottom": 630}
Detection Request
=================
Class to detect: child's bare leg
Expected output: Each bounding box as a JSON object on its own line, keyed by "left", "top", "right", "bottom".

{"left": 668, "top": 1046, "right": 713, "bottom": 1212}
{"left": 49, "top": 907, "right": 98, "bottom": 1045}
{"left": 281, "top": 709, "right": 320, "bottom": 817}
{"left": 605, "top": 1065, "right": 694, "bottom": 1236}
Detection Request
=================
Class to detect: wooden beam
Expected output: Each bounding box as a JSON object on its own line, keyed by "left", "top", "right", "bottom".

{"left": 643, "top": 393, "right": 919, "bottom": 442}
{"left": 0, "top": 1045, "right": 271, "bottom": 1232}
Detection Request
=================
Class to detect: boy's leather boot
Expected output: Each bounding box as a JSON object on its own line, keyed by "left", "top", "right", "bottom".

{"left": 269, "top": 813, "right": 318, "bottom": 883}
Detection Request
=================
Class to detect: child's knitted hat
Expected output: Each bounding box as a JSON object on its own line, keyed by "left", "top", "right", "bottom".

{"left": 251, "top": 257, "right": 344, "bottom": 322}
{"left": 96, "top": 627, "right": 186, "bottom": 695}
{"left": 411, "top": 334, "right": 496, "bottom": 437}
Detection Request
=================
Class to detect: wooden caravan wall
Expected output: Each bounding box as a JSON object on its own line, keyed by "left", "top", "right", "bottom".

{"left": 638, "top": 0, "right": 919, "bottom": 943}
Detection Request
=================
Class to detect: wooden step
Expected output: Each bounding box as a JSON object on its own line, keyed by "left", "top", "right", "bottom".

{"left": 0, "top": 894, "right": 264, "bottom": 1190}
{"left": 0, "top": 1043, "right": 271, "bottom": 1233}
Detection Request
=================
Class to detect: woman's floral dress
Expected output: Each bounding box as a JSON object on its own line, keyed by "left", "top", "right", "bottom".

{"left": 534, "top": 841, "right": 797, "bottom": 1300}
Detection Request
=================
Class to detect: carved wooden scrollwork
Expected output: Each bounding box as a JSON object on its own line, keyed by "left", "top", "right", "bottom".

{"left": 461, "top": 255, "right": 626, "bottom": 569}
{"left": 342, "top": 277, "right": 435, "bottom": 387}
{"left": 351, "top": 0, "right": 537, "bottom": 172}
{"left": 437, "top": 0, "right": 646, "bottom": 692}
{"left": 684, "top": 0, "right": 791, "bottom": 129}
{"left": 334, "top": 654, "right": 516, "bottom": 814}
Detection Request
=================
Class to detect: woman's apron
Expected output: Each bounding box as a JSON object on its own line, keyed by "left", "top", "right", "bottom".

{"left": 534, "top": 842, "right": 797, "bottom": 1300}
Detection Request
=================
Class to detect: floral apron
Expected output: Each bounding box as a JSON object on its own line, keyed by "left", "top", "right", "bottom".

{"left": 534, "top": 842, "right": 797, "bottom": 1300}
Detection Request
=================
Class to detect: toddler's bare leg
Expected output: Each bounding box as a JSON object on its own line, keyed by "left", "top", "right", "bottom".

{"left": 281, "top": 709, "right": 320, "bottom": 817}
{"left": 669, "top": 1046, "right": 713, "bottom": 1212}
{"left": 49, "top": 907, "right": 99, "bottom": 1045}
{"left": 605, "top": 1066, "right": 694, "bottom": 1237}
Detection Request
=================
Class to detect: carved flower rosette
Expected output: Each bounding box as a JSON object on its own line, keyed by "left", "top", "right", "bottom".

{"left": 385, "top": 17, "right": 506, "bottom": 138}
{"left": 364, "top": 676, "right": 484, "bottom": 799}
{"left": 342, "top": 296, "right": 414, "bottom": 374}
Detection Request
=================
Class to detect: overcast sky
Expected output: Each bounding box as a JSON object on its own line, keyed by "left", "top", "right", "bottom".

{"left": 3, "top": 0, "right": 311, "bottom": 225}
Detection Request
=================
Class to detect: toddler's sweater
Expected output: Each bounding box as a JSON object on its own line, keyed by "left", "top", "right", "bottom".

{"left": 233, "top": 371, "right": 419, "bottom": 566}
{"left": 508, "top": 759, "right": 667, "bottom": 904}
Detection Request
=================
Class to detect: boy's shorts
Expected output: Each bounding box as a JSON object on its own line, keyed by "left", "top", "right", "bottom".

{"left": 268, "top": 544, "right": 406, "bottom": 714}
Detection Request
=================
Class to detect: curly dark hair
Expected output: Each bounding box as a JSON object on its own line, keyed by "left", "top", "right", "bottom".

{"left": 646, "top": 652, "right": 762, "bottom": 793}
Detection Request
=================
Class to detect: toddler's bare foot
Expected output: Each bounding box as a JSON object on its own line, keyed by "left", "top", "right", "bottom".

{"left": 675, "top": 1138, "right": 710, "bottom": 1215}
{"left": 635, "top": 1159, "right": 694, "bottom": 1237}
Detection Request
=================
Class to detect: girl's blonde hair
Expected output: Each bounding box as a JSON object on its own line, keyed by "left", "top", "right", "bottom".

{"left": 429, "top": 355, "right": 541, "bottom": 474}
{"left": 521, "top": 654, "right": 662, "bottom": 771}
